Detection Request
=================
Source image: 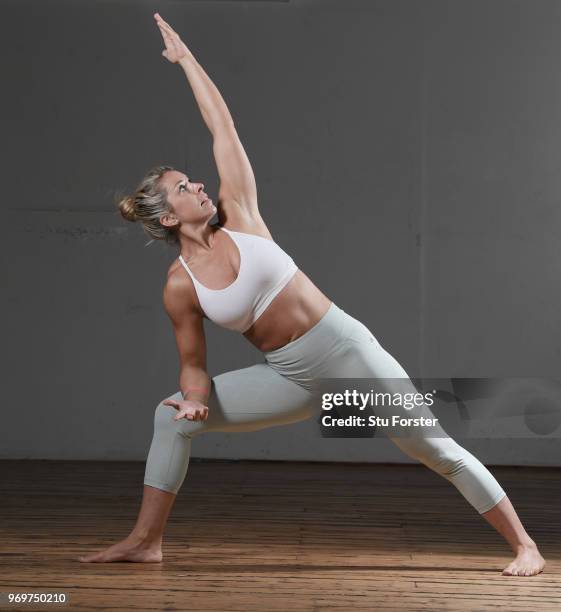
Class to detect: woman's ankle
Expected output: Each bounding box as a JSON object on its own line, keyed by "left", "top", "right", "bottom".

{"left": 514, "top": 537, "right": 536, "bottom": 552}
{"left": 129, "top": 528, "right": 163, "bottom": 547}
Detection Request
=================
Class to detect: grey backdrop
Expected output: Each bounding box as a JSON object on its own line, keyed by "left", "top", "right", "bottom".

{"left": 2, "top": 0, "right": 560, "bottom": 465}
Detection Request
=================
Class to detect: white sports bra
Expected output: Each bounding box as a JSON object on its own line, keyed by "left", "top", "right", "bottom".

{"left": 178, "top": 226, "right": 298, "bottom": 333}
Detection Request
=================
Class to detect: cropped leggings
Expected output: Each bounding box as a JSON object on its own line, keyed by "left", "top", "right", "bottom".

{"left": 144, "top": 302, "right": 507, "bottom": 514}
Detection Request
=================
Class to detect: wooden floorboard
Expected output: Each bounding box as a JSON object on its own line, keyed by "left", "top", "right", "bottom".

{"left": 0, "top": 460, "right": 559, "bottom": 611}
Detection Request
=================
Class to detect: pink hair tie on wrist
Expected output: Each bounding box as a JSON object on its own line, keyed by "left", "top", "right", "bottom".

{"left": 182, "top": 387, "right": 208, "bottom": 397}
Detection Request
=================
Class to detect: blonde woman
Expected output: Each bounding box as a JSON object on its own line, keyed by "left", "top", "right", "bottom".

{"left": 79, "top": 13, "right": 545, "bottom": 577}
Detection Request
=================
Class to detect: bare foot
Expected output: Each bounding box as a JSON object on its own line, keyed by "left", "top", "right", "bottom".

{"left": 502, "top": 541, "right": 546, "bottom": 576}
{"left": 78, "top": 534, "right": 163, "bottom": 563}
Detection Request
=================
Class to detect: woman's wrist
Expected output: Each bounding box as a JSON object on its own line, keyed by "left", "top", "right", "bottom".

{"left": 182, "top": 386, "right": 208, "bottom": 402}
{"left": 178, "top": 51, "right": 196, "bottom": 69}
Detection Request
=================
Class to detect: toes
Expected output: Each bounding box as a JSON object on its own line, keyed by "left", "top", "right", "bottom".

{"left": 503, "top": 553, "right": 546, "bottom": 577}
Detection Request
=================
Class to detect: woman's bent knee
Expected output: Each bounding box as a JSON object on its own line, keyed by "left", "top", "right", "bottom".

{"left": 154, "top": 400, "right": 181, "bottom": 432}
{"left": 154, "top": 394, "right": 211, "bottom": 439}
{"left": 393, "top": 435, "right": 466, "bottom": 476}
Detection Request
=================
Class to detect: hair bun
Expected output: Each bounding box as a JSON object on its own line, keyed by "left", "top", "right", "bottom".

{"left": 118, "top": 195, "right": 137, "bottom": 222}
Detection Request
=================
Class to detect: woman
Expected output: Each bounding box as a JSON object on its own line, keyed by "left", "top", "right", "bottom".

{"left": 79, "top": 13, "right": 545, "bottom": 576}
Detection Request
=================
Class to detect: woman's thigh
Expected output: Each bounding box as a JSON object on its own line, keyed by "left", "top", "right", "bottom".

{"left": 327, "top": 317, "right": 453, "bottom": 441}
{"left": 164, "top": 363, "right": 315, "bottom": 438}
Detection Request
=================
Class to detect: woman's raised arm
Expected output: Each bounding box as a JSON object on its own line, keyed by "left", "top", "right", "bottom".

{"left": 154, "top": 13, "right": 259, "bottom": 220}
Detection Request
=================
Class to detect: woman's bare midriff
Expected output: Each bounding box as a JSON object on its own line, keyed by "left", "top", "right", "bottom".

{"left": 242, "top": 269, "right": 333, "bottom": 353}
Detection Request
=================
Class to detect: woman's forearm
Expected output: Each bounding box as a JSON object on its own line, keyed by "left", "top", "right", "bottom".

{"left": 180, "top": 365, "right": 211, "bottom": 405}
{"left": 178, "top": 53, "right": 234, "bottom": 135}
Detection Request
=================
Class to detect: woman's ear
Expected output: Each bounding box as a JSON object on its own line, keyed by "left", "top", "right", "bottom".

{"left": 160, "top": 213, "right": 179, "bottom": 228}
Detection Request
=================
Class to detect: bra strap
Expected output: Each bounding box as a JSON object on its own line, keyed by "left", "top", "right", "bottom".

{"left": 178, "top": 255, "right": 200, "bottom": 285}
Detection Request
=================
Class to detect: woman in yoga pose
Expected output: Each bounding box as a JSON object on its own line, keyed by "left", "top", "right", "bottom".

{"left": 79, "top": 13, "right": 545, "bottom": 576}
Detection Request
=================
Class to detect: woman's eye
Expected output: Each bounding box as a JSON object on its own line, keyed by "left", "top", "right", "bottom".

{"left": 179, "top": 184, "right": 186, "bottom": 192}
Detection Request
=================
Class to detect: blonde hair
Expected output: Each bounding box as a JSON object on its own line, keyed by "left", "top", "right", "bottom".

{"left": 115, "top": 164, "right": 178, "bottom": 246}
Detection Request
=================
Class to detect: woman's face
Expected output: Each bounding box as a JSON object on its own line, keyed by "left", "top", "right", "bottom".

{"left": 159, "top": 170, "right": 216, "bottom": 228}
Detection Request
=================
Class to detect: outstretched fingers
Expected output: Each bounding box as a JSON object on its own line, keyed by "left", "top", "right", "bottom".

{"left": 156, "top": 22, "right": 173, "bottom": 46}
{"left": 162, "top": 398, "right": 209, "bottom": 422}
{"left": 154, "top": 13, "right": 177, "bottom": 36}
{"left": 155, "top": 19, "right": 184, "bottom": 61}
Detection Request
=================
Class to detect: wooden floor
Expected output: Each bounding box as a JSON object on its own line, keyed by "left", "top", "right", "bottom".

{"left": 0, "top": 460, "right": 560, "bottom": 611}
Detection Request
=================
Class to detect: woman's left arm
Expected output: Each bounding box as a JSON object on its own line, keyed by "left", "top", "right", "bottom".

{"left": 155, "top": 13, "right": 259, "bottom": 220}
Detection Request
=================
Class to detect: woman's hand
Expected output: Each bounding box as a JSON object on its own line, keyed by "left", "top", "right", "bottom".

{"left": 154, "top": 13, "right": 190, "bottom": 64}
{"left": 163, "top": 397, "right": 209, "bottom": 422}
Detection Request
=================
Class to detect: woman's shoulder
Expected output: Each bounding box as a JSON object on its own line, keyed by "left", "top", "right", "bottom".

{"left": 167, "top": 254, "right": 185, "bottom": 277}
{"left": 164, "top": 258, "right": 204, "bottom": 317}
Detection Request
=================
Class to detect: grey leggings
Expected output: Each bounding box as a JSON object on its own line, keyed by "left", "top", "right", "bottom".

{"left": 144, "top": 302, "right": 506, "bottom": 514}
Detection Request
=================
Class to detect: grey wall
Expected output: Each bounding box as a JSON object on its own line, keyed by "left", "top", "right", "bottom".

{"left": 2, "top": 0, "right": 560, "bottom": 465}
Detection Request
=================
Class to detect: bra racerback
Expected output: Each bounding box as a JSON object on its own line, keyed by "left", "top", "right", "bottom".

{"left": 178, "top": 226, "right": 298, "bottom": 333}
